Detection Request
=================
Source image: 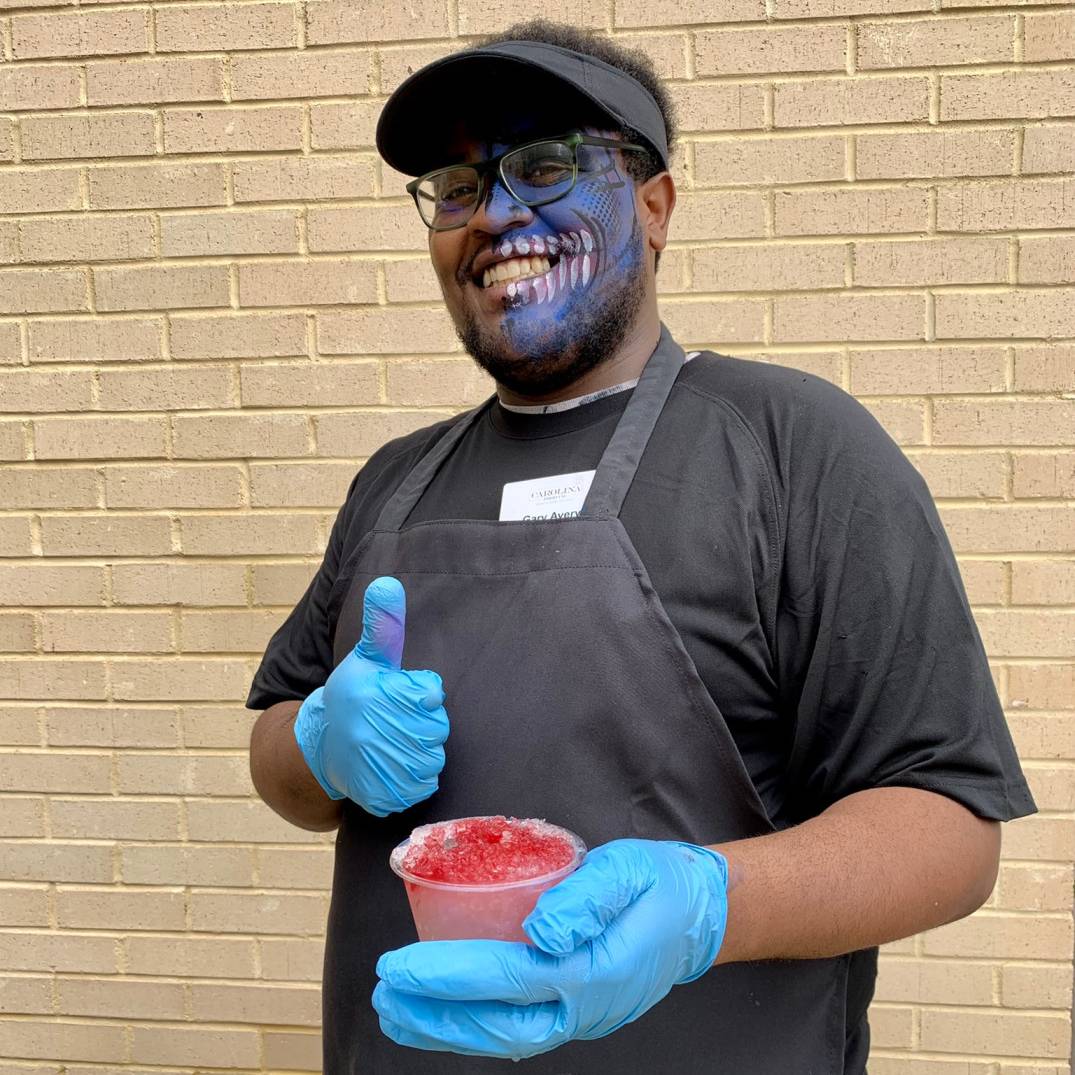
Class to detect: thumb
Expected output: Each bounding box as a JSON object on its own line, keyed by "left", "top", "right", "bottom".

{"left": 523, "top": 841, "right": 650, "bottom": 956}
{"left": 354, "top": 576, "right": 406, "bottom": 670}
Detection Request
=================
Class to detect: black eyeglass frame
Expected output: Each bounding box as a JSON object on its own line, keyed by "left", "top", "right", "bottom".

{"left": 405, "top": 130, "right": 650, "bottom": 231}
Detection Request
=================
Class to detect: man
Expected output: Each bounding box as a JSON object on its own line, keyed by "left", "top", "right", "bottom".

{"left": 247, "top": 20, "right": 1035, "bottom": 1073}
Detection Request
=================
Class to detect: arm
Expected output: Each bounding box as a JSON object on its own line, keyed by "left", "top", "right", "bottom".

{"left": 714, "top": 785, "right": 1001, "bottom": 964}
{"left": 249, "top": 699, "right": 344, "bottom": 833}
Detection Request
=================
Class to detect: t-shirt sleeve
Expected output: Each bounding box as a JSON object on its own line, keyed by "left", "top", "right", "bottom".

{"left": 775, "top": 378, "right": 1036, "bottom": 824}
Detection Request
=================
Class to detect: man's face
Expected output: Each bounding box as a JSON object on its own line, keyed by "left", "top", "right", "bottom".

{"left": 427, "top": 118, "right": 649, "bottom": 396}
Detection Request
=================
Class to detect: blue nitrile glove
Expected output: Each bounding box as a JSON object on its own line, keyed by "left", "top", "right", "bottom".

{"left": 293, "top": 576, "right": 449, "bottom": 816}
{"left": 372, "top": 838, "right": 728, "bottom": 1060}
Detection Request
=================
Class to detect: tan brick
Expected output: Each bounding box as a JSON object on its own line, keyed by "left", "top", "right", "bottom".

{"left": 87, "top": 55, "right": 223, "bottom": 105}
{"left": 934, "top": 400, "right": 1075, "bottom": 446}
{"left": 20, "top": 111, "right": 155, "bottom": 161}
{"left": 0, "top": 322, "right": 21, "bottom": 364}
{"left": 859, "top": 14, "right": 1013, "bottom": 68}
{"left": 170, "top": 312, "right": 307, "bottom": 361}
{"left": 696, "top": 24, "right": 846, "bottom": 76}
{"left": 695, "top": 134, "right": 845, "bottom": 187}
{"left": 2, "top": 844, "right": 112, "bottom": 885}
{"left": 0, "top": 219, "right": 15, "bottom": 263}
{"left": 1024, "top": 10, "right": 1075, "bottom": 60}
{"left": 132, "top": 1024, "right": 261, "bottom": 1067}
{"left": 180, "top": 513, "right": 320, "bottom": 555}
{"left": 183, "top": 704, "right": 253, "bottom": 747}
{"left": 51, "top": 797, "right": 179, "bottom": 840}
{"left": 922, "top": 1010, "right": 1070, "bottom": 1059}
{"left": 858, "top": 127, "right": 1015, "bottom": 181}
{"left": 1025, "top": 767, "right": 1075, "bottom": 812}
{"left": 2, "top": 659, "right": 108, "bottom": 700}
{"left": 672, "top": 82, "right": 767, "bottom": 133}
{"left": 239, "top": 258, "right": 378, "bottom": 308}
{"left": 173, "top": 412, "right": 309, "bottom": 458}
{"left": 938, "top": 178, "right": 1075, "bottom": 232}
{"left": 775, "top": 75, "right": 929, "bottom": 127}
{"left": 97, "top": 364, "right": 236, "bottom": 411}
{"left": 57, "top": 977, "right": 184, "bottom": 1020}
{"left": 0, "top": 465, "right": 98, "bottom": 508}
{"left": 181, "top": 608, "right": 288, "bottom": 653}
{"left": 774, "top": 293, "right": 924, "bottom": 342}
{"left": 16, "top": 211, "right": 153, "bottom": 264}
{"left": 0, "top": 517, "right": 34, "bottom": 558}
{"left": 156, "top": 2, "right": 297, "bottom": 52}
{"left": 252, "top": 561, "right": 318, "bottom": 605}
{"left": 0, "top": 884, "right": 48, "bottom": 924}
{"left": 856, "top": 237, "right": 1008, "bottom": 287}
{"left": 757, "top": 352, "right": 845, "bottom": 386}
{"left": 249, "top": 461, "right": 356, "bottom": 507}
{"left": 0, "top": 707, "right": 39, "bottom": 747}
{"left": 233, "top": 154, "right": 376, "bottom": 203}
{"left": 1012, "top": 452, "right": 1075, "bottom": 498}
{"left": 875, "top": 956, "right": 994, "bottom": 1004}
{"left": 1023, "top": 122, "right": 1075, "bottom": 176}
{"left": 1002, "top": 814, "right": 1075, "bottom": 861}
{"left": 41, "top": 514, "right": 172, "bottom": 557}
{"left": 241, "top": 359, "right": 379, "bottom": 406}
{"left": 662, "top": 300, "right": 771, "bottom": 349}
{"left": 458, "top": 0, "right": 606, "bottom": 32}
{"left": 0, "top": 269, "right": 88, "bottom": 315}
{"left": 0, "top": 1020, "right": 125, "bottom": 1063}
{"left": 0, "top": 750, "right": 110, "bottom": 792}
{"left": 104, "top": 463, "right": 244, "bottom": 508}
{"left": 1008, "top": 664, "right": 1075, "bottom": 709}
{"left": 160, "top": 208, "right": 299, "bottom": 258}
{"left": 46, "top": 705, "right": 179, "bottom": 748}
{"left": 0, "top": 612, "right": 35, "bottom": 651}
{"left": 0, "top": 168, "right": 81, "bottom": 215}
{"left": 309, "top": 97, "right": 383, "bottom": 149}
{"left": 0, "top": 63, "right": 81, "bottom": 110}
{"left": 187, "top": 799, "right": 329, "bottom": 843}
{"left": 126, "top": 935, "right": 256, "bottom": 979}
{"left": 88, "top": 162, "right": 228, "bottom": 210}
{"left": 57, "top": 886, "right": 185, "bottom": 930}
{"left": 860, "top": 399, "right": 926, "bottom": 444}
{"left": 307, "top": 0, "right": 449, "bottom": 43}
{"left": 112, "top": 562, "right": 247, "bottom": 606}
{"left": 42, "top": 611, "right": 172, "bottom": 654}
{"left": 869, "top": 1004, "right": 914, "bottom": 1048}
{"left": 1020, "top": 235, "right": 1075, "bottom": 284}
{"left": 11, "top": 8, "right": 147, "bottom": 59}
{"left": 118, "top": 753, "right": 251, "bottom": 796}
{"left": 908, "top": 451, "right": 1008, "bottom": 499}
{"left": 317, "top": 307, "right": 455, "bottom": 355}
{"left": 1008, "top": 713, "right": 1075, "bottom": 761}
{"left": 384, "top": 257, "right": 442, "bottom": 303}
{"left": 693, "top": 243, "right": 845, "bottom": 293}
{"left": 939, "top": 505, "right": 1074, "bottom": 552}
{"left": 122, "top": 843, "right": 254, "bottom": 886}
{"left": 111, "top": 657, "right": 252, "bottom": 701}
{"left": 0, "top": 420, "right": 27, "bottom": 461}
{"left": 29, "top": 317, "right": 162, "bottom": 363}
{"left": 263, "top": 1029, "right": 322, "bottom": 1071}
{"left": 998, "top": 863, "right": 1074, "bottom": 912}
{"left": 257, "top": 846, "right": 333, "bottom": 889}
{"left": 775, "top": 186, "right": 928, "bottom": 236}
{"left": 307, "top": 202, "right": 424, "bottom": 252}
{"left": 232, "top": 46, "right": 373, "bottom": 99}
{"left": 1002, "top": 964, "right": 1073, "bottom": 1010}
{"left": 188, "top": 980, "right": 320, "bottom": 1026}
{"left": 164, "top": 104, "right": 303, "bottom": 154}
{"left": 95, "top": 263, "right": 231, "bottom": 312}
{"left": 316, "top": 409, "right": 446, "bottom": 458}
{"left": 0, "top": 973, "right": 52, "bottom": 1015}
{"left": 942, "top": 69, "right": 1075, "bottom": 121}
{"left": 936, "top": 289, "right": 1075, "bottom": 340}
{"left": 0, "top": 565, "right": 105, "bottom": 607}
{"left": 260, "top": 937, "right": 325, "bottom": 982}
{"left": 0, "top": 121, "right": 12, "bottom": 164}
{"left": 617, "top": 0, "right": 765, "bottom": 24}
{"left": 611, "top": 32, "right": 688, "bottom": 80}
{"left": 851, "top": 346, "right": 1006, "bottom": 395}
{"left": 924, "top": 911, "right": 1073, "bottom": 960}
{"left": 955, "top": 558, "right": 1007, "bottom": 603}
{"left": 191, "top": 889, "right": 324, "bottom": 934}
{"left": 869, "top": 1061, "right": 991, "bottom": 1075}
{"left": 34, "top": 416, "right": 167, "bottom": 459}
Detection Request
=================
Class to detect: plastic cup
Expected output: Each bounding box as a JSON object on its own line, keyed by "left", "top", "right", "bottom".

{"left": 389, "top": 816, "right": 587, "bottom": 942}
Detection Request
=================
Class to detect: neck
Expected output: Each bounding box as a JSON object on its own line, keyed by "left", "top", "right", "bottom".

{"left": 495, "top": 312, "right": 661, "bottom": 408}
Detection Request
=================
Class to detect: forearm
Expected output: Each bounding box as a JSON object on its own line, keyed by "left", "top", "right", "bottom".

{"left": 711, "top": 786, "right": 1000, "bottom": 964}
{"left": 249, "top": 699, "right": 344, "bottom": 832}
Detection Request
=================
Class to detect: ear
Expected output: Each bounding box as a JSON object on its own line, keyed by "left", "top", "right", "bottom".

{"left": 637, "top": 171, "right": 676, "bottom": 258}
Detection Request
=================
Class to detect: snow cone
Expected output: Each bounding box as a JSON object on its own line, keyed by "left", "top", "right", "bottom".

{"left": 389, "top": 815, "right": 587, "bottom": 942}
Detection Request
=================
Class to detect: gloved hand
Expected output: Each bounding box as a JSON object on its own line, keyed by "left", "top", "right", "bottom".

{"left": 372, "top": 838, "right": 728, "bottom": 1059}
{"left": 293, "top": 576, "right": 449, "bottom": 816}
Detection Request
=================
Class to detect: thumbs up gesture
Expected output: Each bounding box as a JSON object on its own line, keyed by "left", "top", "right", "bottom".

{"left": 293, "top": 576, "right": 450, "bottom": 816}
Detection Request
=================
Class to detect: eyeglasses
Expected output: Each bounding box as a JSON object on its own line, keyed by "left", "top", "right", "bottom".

{"left": 406, "top": 131, "right": 649, "bottom": 231}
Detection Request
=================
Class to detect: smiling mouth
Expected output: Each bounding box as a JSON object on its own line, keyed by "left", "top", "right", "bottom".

{"left": 473, "top": 229, "right": 597, "bottom": 306}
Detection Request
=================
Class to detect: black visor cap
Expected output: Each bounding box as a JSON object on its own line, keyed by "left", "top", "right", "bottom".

{"left": 376, "top": 40, "right": 670, "bottom": 178}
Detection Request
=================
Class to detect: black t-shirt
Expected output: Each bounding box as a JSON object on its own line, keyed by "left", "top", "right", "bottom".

{"left": 248, "top": 349, "right": 1034, "bottom": 1070}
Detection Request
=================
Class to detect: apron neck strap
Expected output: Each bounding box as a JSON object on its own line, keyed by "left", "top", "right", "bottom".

{"left": 372, "top": 323, "right": 685, "bottom": 532}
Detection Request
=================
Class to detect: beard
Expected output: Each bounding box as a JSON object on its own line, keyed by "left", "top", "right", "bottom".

{"left": 452, "top": 229, "right": 647, "bottom": 397}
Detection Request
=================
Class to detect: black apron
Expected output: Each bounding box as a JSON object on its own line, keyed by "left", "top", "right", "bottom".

{"left": 323, "top": 326, "right": 851, "bottom": 1074}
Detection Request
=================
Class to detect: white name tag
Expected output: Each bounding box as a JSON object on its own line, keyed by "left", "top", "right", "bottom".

{"left": 499, "top": 470, "right": 596, "bottom": 521}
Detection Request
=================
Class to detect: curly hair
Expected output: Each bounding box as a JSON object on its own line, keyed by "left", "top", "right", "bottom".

{"left": 477, "top": 19, "right": 677, "bottom": 185}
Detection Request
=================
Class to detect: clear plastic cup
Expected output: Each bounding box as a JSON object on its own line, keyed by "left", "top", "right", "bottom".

{"left": 389, "top": 816, "right": 587, "bottom": 942}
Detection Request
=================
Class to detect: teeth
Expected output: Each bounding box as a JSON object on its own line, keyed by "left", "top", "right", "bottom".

{"left": 499, "top": 240, "right": 513, "bottom": 258}
{"left": 545, "top": 269, "right": 555, "bottom": 300}
{"left": 582, "top": 253, "right": 590, "bottom": 285}
{"left": 547, "top": 236, "right": 560, "bottom": 254}
{"left": 507, "top": 281, "right": 517, "bottom": 297}
{"left": 532, "top": 236, "right": 544, "bottom": 254}
{"left": 533, "top": 276, "right": 546, "bottom": 304}
{"left": 570, "top": 256, "right": 578, "bottom": 288}
{"left": 515, "top": 238, "right": 530, "bottom": 255}
{"left": 558, "top": 259, "right": 566, "bottom": 288}
{"left": 483, "top": 255, "right": 553, "bottom": 288}
{"left": 581, "top": 229, "right": 593, "bottom": 253}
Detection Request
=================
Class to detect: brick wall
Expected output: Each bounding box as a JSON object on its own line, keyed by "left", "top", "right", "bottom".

{"left": 0, "top": 1, "right": 1072, "bottom": 1071}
